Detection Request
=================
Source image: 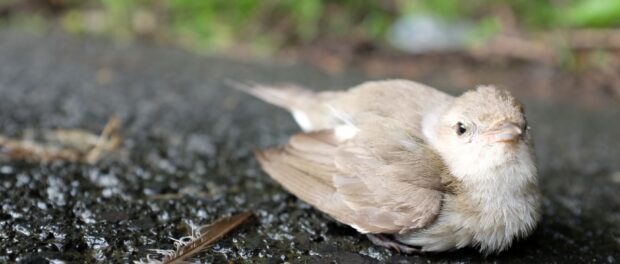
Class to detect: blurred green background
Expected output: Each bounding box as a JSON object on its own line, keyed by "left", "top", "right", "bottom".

{"left": 1, "top": 0, "right": 619, "bottom": 55}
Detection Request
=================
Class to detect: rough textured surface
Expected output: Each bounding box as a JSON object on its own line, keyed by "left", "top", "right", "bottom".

{"left": 0, "top": 29, "right": 619, "bottom": 263}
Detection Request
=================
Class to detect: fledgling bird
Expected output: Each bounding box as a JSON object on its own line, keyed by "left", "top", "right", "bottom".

{"left": 235, "top": 79, "right": 540, "bottom": 254}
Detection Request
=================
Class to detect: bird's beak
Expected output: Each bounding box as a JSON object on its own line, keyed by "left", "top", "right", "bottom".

{"left": 485, "top": 122, "right": 522, "bottom": 143}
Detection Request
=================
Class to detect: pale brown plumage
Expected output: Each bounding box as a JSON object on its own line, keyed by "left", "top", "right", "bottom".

{"left": 235, "top": 79, "right": 540, "bottom": 254}
{"left": 242, "top": 80, "right": 451, "bottom": 234}
{"left": 256, "top": 129, "right": 446, "bottom": 234}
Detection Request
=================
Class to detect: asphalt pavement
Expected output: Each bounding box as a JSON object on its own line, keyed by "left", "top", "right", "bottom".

{"left": 0, "top": 29, "right": 619, "bottom": 263}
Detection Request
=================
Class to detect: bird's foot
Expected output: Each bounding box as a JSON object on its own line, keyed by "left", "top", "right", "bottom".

{"left": 367, "top": 234, "right": 420, "bottom": 254}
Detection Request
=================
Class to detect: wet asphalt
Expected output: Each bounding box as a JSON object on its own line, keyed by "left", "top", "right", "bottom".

{"left": 0, "top": 29, "right": 619, "bottom": 263}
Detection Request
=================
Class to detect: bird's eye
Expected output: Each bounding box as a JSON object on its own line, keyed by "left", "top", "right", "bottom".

{"left": 456, "top": 122, "right": 467, "bottom": 136}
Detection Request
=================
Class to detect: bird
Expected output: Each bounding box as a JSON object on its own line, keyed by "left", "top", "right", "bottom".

{"left": 233, "top": 79, "right": 541, "bottom": 254}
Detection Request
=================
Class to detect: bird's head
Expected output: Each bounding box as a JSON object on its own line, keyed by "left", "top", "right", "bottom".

{"left": 432, "top": 86, "right": 534, "bottom": 180}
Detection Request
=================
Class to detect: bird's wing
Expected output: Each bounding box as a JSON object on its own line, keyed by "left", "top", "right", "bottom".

{"left": 256, "top": 120, "right": 446, "bottom": 234}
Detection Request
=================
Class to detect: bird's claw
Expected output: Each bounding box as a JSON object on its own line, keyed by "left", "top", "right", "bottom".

{"left": 367, "top": 234, "right": 421, "bottom": 254}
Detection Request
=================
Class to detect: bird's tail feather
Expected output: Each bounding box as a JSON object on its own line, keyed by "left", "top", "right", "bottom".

{"left": 225, "top": 79, "right": 315, "bottom": 111}
{"left": 226, "top": 80, "right": 344, "bottom": 131}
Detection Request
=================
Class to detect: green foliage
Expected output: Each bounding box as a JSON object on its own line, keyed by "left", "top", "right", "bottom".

{"left": 505, "top": 0, "right": 558, "bottom": 28}
{"left": 284, "top": 0, "right": 323, "bottom": 41}
{"left": 167, "top": 1, "right": 237, "bottom": 50}
{"left": 53, "top": 0, "right": 395, "bottom": 52}
{"left": 408, "top": 0, "right": 620, "bottom": 29}
{"left": 99, "top": 0, "right": 136, "bottom": 38}
{"left": 150, "top": 0, "right": 397, "bottom": 52}
{"left": 3, "top": 0, "right": 620, "bottom": 54}
{"left": 468, "top": 17, "right": 501, "bottom": 44}
{"left": 562, "top": 0, "right": 620, "bottom": 27}
{"left": 413, "top": 0, "right": 467, "bottom": 20}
